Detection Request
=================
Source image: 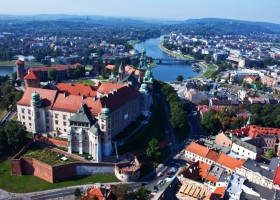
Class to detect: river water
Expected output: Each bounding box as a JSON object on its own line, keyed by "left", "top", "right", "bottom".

{"left": 134, "top": 37, "right": 198, "bottom": 82}
{"left": 0, "top": 66, "right": 16, "bottom": 76}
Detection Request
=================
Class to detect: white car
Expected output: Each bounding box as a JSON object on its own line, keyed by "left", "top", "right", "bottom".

{"left": 157, "top": 172, "right": 163, "bottom": 177}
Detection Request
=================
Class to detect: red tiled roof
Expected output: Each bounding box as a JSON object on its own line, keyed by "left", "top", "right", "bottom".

{"left": 216, "top": 153, "right": 246, "bottom": 171}
{"left": 214, "top": 186, "right": 226, "bottom": 199}
{"left": 274, "top": 167, "right": 280, "bottom": 185}
{"left": 125, "top": 65, "right": 145, "bottom": 76}
{"left": 99, "top": 84, "right": 140, "bottom": 112}
{"left": 30, "top": 63, "right": 82, "bottom": 72}
{"left": 56, "top": 83, "right": 97, "bottom": 97}
{"left": 244, "top": 75, "right": 258, "bottom": 81}
{"left": 186, "top": 142, "right": 210, "bottom": 158}
{"left": 199, "top": 161, "right": 211, "bottom": 179}
{"left": 248, "top": 125, "right": 280, "bottom": 138}
{"left": 24, "top": 71, "right": 40, "bottom": 80}
{"left": 97, "top": 82, "right": 124, "bottom": 94}
{"left": 17, "top": 87, "right": 57, "bottom": 108}
{"left": 88, "top": 187, "right": 116, "bottom": 200}
{"left": 206, "top": 150, "right": 220, "bottom": 162}
{"left": 16, "top": 60, "right": 24, "bottom": 65}
{"left": 206, "top": 174, "right": 219, "bottom": 183}
{"left": 105, "top": 65, "right": 115, "bottom": 70}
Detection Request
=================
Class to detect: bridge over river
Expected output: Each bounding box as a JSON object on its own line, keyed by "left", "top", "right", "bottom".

{"left": 153, "top": 58, "right": 200, "bottom": 64}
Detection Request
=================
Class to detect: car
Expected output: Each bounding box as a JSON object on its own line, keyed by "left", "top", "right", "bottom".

{"left": 153, "top": 185, "right": 159, "bottom": 191}
{"left": 165, "top": 171, "right": 170, "bottom": 176}
{"left": 157, "top": 180, "right": 163, "bottom": 186}
{"left": 157, "top": 172, "right": 163, "bottom": 177}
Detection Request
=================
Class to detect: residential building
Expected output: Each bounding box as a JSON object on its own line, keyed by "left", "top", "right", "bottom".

{"left": 231, "top": 136, "right": 262, "bottom": 160}
{"left": 236, "top": 159, "right": 274, "bottom": 189}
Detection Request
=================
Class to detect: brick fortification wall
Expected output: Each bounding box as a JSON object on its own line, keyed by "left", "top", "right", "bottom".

{"left": 21, "top": 158, "right": 53, "bottom": 182}
{"left": 11, "top": 140, "right": 115, "bottom": 183}
{"left": 11, "top": 140, "right": 32, "bottom": 175}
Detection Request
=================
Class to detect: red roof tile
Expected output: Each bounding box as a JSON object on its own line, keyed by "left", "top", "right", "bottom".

{"left": 97, "top": 82, "right": 124, "bottom": 94}
{"left": 199, "top": 161, "right": 211, "bottom": 179}
{"left": 30, "top": 63, "right": 82, "bottom": 72}
{"left": 206, "top": 150, "right": 220, "bottom": 162}
{"left": 185, "top": 142, "right": 210, "bottom": 158}
{"left": 24, "top": 71, "right": 40, "bottom": 80}
{"left": 274, "top": 166, "right": 280, "bottom": 185}
{"left": 105, "top": 65, "right": 115, "bottom": 70}
{"left": 56, "top": 83, "right": 97, "bottom": 97}
{"left": 216, "top": 153, "right": 246, "bottom": 171}
{"left": 17, "top": 87, "right": 57, "bottom": 108}
{"left": 125, "top": 65, "right": 145, "bottom": 76}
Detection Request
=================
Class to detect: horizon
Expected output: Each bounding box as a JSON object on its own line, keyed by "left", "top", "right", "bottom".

{"left": 1, "top": 14, "right": 279, "bottom": 25}
{"left": 0, "top": 0, "right": 279, "bottom": 24}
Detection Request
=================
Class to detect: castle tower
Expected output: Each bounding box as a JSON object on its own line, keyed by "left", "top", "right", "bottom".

{"left": 138, "top": 49, "right": 147, "bottom": 71}
{"left": 98, "top": 108, "right": 113, "bottom": 157}
{"left": 16, "top": 60, "right": 26, "bottom": 81}
{"left": 30, "top": 92, "right": 42, "bottom": 134}
{"left": 24, "top": 70, "right": 40, "bottom": 88}
{"left": 143, "top": 65, "right": 154, "bottom": 91}
{"left": 139, "top": 84, "right": 153, "bottom": 116}
{"left": 118, "top": 62, "right": 124, "bottom": 82}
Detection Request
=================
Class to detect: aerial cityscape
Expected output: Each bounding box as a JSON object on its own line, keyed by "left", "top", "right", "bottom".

{"left": 0, "top": 0, "right": 280, "bottom": 199}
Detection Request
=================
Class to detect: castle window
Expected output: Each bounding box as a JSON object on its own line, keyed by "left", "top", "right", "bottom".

{"left": 64, "top": 129, "right": 66, "bottom": 132}
{"left": 63, "top": 115, "right": 66, "bottom": 120}
{"left": 63, "top": 121, "right": 67, "bottom": 126}
{"left": 22, "top": 115, "right": 25, "bottom": 119}
{"left": 23, "top": 122, "right": 25, "bottom": 125}
{"left": 55, "top": 120, "right": 58, "bottom": 125}
{"left": 55, "top": 114, "right": 58, "bottom": 119}
{"left": 29, "top": 123, "right": 31, "bottom": 126}
{"left": 21, "top": 109, "right": 25, "bottom": 113}
{"left": 28, "top": 117, "right": 31, "bottom": 120}
{"left": 28, "top": 110, "right": 31, "bottom": 115}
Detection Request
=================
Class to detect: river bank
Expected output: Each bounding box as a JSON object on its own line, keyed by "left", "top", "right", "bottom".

{"left": 159, "top": 40, "right": 194, "bottom": 60}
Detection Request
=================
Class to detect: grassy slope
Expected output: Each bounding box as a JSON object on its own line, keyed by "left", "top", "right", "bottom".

{"left": 0, "top": 157, "right": 118, "bottom": 193}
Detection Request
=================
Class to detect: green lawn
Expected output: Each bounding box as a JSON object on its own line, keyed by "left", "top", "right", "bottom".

{"left": 196, "top": 62, "right": 218, "bottom": 78}
{"left": 24, "top": 145, "right": 78, "bottom": 166}
{"left": 0, "top": 60, "right": 44, "bottom": 67}
{"left": 128, "top": 40, "right": 140, "bottom": 46}
{"left": 74, "top": 79, "right": 95, "bottom": 86}
{"left": 0, "top": 157, "right": 118, "bottom": 193}
{"left": 0, "top": 109, "right": 8, "bottom": 121}
{"left": 118, "top": 97, "right": 166, "bottom": 154}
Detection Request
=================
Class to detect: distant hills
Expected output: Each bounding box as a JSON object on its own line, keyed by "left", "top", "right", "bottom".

{"left": 0, "top": 15, "right": 279, "bottom": 34}
{"left": 181, "top": 18, "right": 280, "bottom": 34}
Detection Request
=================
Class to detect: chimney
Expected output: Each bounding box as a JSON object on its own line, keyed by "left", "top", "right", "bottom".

{"left": 93, "top": 96, "right": 96, "bottom": 101}
{"left": 64, "top": 91, "right": 67, "bottom": 97}
{"left": 82, "top": 94, "right": 85, "bottom": 100}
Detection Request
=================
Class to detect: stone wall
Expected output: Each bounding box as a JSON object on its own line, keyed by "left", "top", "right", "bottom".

{"left": 21, "top": 158, "right": 53, "bottom": 182}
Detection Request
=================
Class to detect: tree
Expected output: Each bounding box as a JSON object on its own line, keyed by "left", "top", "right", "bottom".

{"left": 112, "top": 184, "right": 131, "bottom": 200}
{"left": 170, "top": 105, "right": 186, "bottom": 129}
{"left": 200, "top": 109, "right": 221, "bottom": 134}
{"left": 129, "top": 187, "right": 150, "bottom": 200}
{"left": 12, "top": 72, "right": 17, "bottom": 81}
{"left": 66, "top": 67, "right": 72, "bottom": 79}
{"left": 146, "top": 138, "right": 161, "bottom": 158}
{"left": 48, "top": 68, "right": 57, "bottom": 81}
{"left": 76, "top": 66, "right": 85, "bottom": 78}
{"left": 204, "top": 54, "right": 211, "bottom": 64}
{"left": 5, "top": 121, "right": 27, "bottom": 152}
{"left": 177, "top": 75, "right": 183, "bottom": 82}
{"left": 0, "top": 127, "right": 7, "bottom": 155}
{"left": 265, "top": 150, "right": 274, "bottom": 159}
{"left": 74, "top": 188, "right": 81, "bottom": 199}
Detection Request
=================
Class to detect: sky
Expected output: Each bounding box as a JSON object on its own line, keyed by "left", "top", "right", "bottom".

{"left": 0, "top": 0, "right": 279, "bottom": 24}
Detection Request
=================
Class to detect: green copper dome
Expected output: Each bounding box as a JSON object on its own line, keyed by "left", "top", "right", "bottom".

{"left": 31, "top": 92, "right": 41, "bottom": 106}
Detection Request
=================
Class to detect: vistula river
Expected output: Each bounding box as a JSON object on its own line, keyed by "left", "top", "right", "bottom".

{"left": 134, "top": 37, "right": 198, "bottom": 82}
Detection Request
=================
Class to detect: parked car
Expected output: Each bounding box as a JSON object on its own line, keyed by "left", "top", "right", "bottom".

{"left": 157, "top": 172, "right": 163, "bottom": 177}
